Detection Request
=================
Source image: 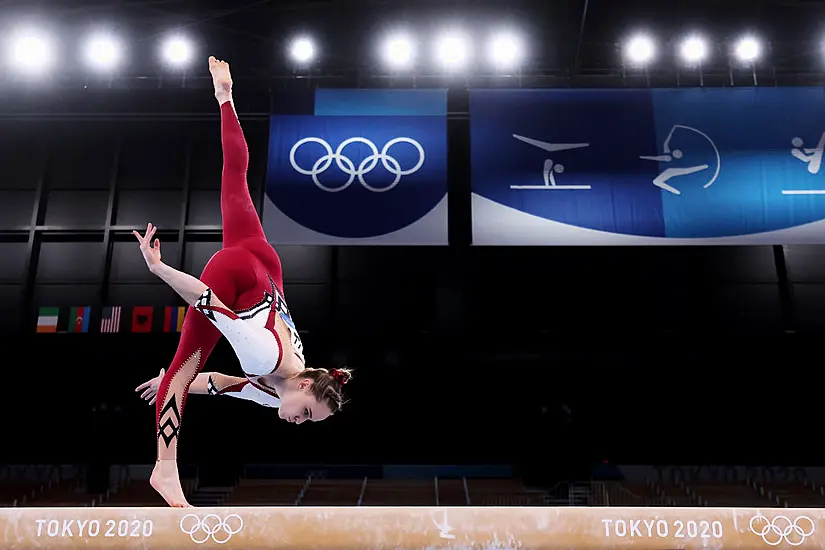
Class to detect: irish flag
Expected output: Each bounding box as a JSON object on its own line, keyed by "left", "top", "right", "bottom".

{"left": 36, "top": 307, "right": 59, "bottom": 333}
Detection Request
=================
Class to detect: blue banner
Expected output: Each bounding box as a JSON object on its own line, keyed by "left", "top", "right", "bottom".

{"left": 470, "top": 88, "right": 825, "bottom": 245}
{"left": 263, "top": 90, "right": 448, "bottom": 244}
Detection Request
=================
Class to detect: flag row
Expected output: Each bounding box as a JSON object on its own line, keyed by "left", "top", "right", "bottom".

{"left": 36, "top": 305, "right": 187, "bottom": 334}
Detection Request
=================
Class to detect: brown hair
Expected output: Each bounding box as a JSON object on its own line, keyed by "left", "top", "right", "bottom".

{"left": 300, "top": 368, "right": 352, "bottom": 414}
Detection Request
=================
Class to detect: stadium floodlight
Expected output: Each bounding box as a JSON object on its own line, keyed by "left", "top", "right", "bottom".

{"left": 623, "top": 33, "right": 655, "bottom": 66}
{"left": 161, "top": 35, "right": 193, "bottom": 67}
{"left": 734, "top": 36, "right": 761, "bottom": 63}
{"left": 679, "top": 35, "right": 708, "bottom": 65}
{"left": 83, "top": 33, "right": 122, "bottom": 71}
{"left": 8, "top": 28, "right": 55, "bottom": 74}
{"left": 435, "top": 30, "right": 470, "bottom": 70}
{"left": 289, "top": 36, "right": 316, "bottom": 64}
{"left": 488, "top": 30, "right": 524, "bottom": 69}
{"left": 381, "top": 32, "right": 415, "bottom": 70}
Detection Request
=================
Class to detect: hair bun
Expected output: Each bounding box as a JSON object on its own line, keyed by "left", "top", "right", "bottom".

{"left": 330, "top": 368, "right": 351, "bottom": 385}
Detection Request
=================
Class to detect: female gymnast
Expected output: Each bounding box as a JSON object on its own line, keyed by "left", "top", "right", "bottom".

{"left": 131, "top": 56, "right": 351, "bottom": 508}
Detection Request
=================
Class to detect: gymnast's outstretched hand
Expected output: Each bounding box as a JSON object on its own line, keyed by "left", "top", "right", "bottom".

{"left": 135, "top": 368, "right": 165, "bottom": 406}
{"left": 132, "top": 223, "right": 162, "bottom": 270}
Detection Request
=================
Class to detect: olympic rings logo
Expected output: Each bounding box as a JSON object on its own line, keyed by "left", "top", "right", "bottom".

{"left": 289, "top": 137, "right": 425, "bottom": 193}
{"left": 179, "top": 513, "right": 244, "bottom": 544}
{"left": 749, "top": 514, "right": 815, "bottom": 546}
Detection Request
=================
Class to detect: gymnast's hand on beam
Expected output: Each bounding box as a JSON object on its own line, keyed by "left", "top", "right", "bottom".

{"left": 132, "top": 222, "right": 162, "bottom": 270}
{"left": 135, "top": 368, "right": 165, "bottom": 406}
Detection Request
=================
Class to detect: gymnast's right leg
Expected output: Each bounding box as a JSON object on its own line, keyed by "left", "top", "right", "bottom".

{"left": 209, "top": 55, "right": 286, "bottom": 287}
{"left": 150, "top": 247, "right": 255, "bottom": 507}
{"left": 210, "top": 56, "right": 267, "bottom": 248}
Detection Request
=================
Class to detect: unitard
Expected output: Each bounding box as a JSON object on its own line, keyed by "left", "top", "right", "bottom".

{"left": 154, "top": 100, "right": 302, "bottom": 458}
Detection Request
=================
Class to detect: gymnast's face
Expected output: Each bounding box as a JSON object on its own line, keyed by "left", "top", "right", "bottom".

{"left": 278, "top": 379, "right": 333, "bottom": 424}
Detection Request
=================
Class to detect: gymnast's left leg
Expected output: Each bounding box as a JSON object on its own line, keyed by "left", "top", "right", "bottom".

{"left": 150, "top": 310, "right": 219, "bottom": 507}
{"left": 150, "top": 247, "right": 256, "bottom": 507}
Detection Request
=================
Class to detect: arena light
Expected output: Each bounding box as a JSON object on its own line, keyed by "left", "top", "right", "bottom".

{"left": 435, "top": 30, "right": 471, "bottom": 70}
{"left": 83, "top": 33, "right": 122, "bottom": 71}
{"left": 289, "top": 36, "right": 316, "bottom": 64}
{"left": 381, "top": 32, "right": 415, "bottom": 70}
{"left": 488, "top": 30, "right": 525, "bottom": 69}
{"left": 623, "top": 33, "right": 656, "bottom": 66}
{"left": 8, "top": 28, "right": 55, "bottom": 74}
{"left": 161, "top": 35, "right": 193, "bottom": 67}
{"left": 734, "top": 36, "right": 761, "bottom": 63}
{"left": 679, "top": 35, "right": 708, "bottom": 65}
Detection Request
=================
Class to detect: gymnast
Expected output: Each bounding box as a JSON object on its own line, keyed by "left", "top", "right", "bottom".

{"left": 132, "top": 56, "right": 351, "bottom": 508}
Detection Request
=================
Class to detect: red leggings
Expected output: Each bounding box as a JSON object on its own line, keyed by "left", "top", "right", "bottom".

{"left": 154, "top": 101, "right": 283, "bottom": 457}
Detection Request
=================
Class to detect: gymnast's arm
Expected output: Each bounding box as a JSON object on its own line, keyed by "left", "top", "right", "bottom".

{"left": 189, "top": 372, "right": 247, "bottom": 395}
{"left": 134, "top": 223, "right": 210, "bottom": 305}
{"left": 138, "top": 370, "right": 243, "bottom": 401}
{"left": 198, "top": 373, "right": 281, "bottom": 407}
{"left": 148, "top": 261, "right": 210, "bottom": 308}
{"left": 138, "top": 371, "right": 278, "bottom": 407}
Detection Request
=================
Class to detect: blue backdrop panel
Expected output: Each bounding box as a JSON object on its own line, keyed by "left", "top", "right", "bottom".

{"left": 470, "top": 87, "right": 825, "bottom": 245}
{"left": 315, "top": 89, "right": 448, "bottom": 116}
{"left": 652, "top": 88, "right": 825, "bottom": 238}
{"left": 264, "top": 114, "right": 448, "bottom": 243}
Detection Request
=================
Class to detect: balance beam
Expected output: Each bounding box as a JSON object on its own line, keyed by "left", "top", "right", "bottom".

{"left": 0, "top": 506, "right": 819, "bottom": 548}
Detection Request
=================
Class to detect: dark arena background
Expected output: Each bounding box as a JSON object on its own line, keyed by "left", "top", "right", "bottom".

{"left": 0, "top": 0, "right": 824, "bottom": 548}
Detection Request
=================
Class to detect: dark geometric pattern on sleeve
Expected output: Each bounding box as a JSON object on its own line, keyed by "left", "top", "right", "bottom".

{"left": 194, "top": 289, "right": 215, "bottom": 321}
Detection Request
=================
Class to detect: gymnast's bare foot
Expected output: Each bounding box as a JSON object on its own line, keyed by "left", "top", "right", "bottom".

{"left": 209, "top": 56, "right": 232, "bottom": 105}
{"left": 150, "top": 459, "right": 192, "bottom": 508}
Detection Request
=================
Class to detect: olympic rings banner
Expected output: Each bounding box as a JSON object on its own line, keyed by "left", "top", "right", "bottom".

{"left": 263, "top": 89, "right": 448, "bottom": 244}
{"left": 470, "top": 87, "right": 825, "bottom": 245}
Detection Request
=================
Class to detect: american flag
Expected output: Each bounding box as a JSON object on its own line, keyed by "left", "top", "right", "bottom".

{"left": 100, "top": 306, "right": 122, "bottom": 333}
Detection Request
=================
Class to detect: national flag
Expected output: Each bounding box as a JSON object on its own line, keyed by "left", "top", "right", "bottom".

{"left": 100, "top": 306, "right": 122, "bottom": 333}
{"left": 164, "top": 306, "right": 186, "bottom": 333}
{"left": 68, "top": 306, "right": 90, "bottom": 333}
{"left": 132, "top": 306, "right": 154, "bottom": 333}
{"left": 36, "top": 307, "right": 59, "bottom": 333}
